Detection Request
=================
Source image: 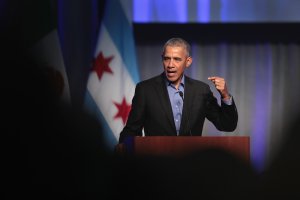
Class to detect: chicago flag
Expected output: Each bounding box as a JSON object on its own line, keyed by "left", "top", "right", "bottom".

{"left": 84, "top": 0, "right": 139, "bottom": 150}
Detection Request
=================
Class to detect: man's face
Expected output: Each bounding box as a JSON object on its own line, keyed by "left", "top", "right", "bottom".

{"left": 162, "top": 45, "right": 192, "bottom": 87}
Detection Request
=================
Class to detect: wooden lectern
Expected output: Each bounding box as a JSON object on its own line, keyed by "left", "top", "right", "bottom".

{"left": 117, "top": 136, "right": 250, "bottom": 163}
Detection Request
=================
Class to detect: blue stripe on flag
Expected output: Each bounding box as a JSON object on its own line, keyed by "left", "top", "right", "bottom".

{"left": 84, "top": 90, "right": 117, "bottom": 151}
{"left": 103, "top": 0, "right": 140, "bottom": 84}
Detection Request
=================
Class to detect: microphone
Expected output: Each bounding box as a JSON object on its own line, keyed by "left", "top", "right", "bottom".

{"left": 179, "top": 91, "right": 184, "bottom": 99}
{"left": 179, "top": 91, "right": 192, "bottom": 136}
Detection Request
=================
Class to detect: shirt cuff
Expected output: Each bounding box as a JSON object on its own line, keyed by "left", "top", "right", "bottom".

{"left": 222, "top": 95, "right": 233, "bottom": 105}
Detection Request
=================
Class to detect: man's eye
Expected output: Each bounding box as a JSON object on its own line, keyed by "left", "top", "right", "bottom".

{"left": 174, "top": 58, "right": 182, "bottom": 62}
{"left": 163, "top": 57, "right": 170, "bottom": 61}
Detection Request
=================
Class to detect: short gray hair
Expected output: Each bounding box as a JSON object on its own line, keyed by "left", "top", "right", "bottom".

{"left": 162, "top": 37, "right": 191, "bottom": 57}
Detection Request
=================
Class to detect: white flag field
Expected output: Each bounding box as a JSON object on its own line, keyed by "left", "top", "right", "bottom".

{"left": 22, "top": 0, "right": 71, "bottom": 104}
{"left": 84, "top": 0, "right": 140, "bottom": 150}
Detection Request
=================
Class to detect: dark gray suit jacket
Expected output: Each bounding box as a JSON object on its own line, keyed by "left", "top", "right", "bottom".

{"left": 119, "top": 73, "right": 238, "bottom": 143}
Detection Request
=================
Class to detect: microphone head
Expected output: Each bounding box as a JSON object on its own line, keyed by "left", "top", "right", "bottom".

{"left": 179, "top": 91, "right": 184, "bottom": 98}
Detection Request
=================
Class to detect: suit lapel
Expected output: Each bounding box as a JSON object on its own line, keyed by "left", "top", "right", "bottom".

{"left": 153, "top": 74, "right": 176, "bottom": 133}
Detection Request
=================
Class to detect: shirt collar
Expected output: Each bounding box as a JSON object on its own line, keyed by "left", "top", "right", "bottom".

{"left": 164, "top": 73, "right": 185, "bottom": 88}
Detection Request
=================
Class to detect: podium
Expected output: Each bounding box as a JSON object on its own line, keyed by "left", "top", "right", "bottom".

{"left": 118, "top": 136, "right": 250, "bottom": 163}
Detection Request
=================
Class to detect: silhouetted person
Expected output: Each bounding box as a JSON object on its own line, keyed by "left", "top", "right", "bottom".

{"left": 111, "top": 148, "right": 258, "bottom": 200}
{"left": 1, "top": 18, "right": 113, "bottom": 199}
{"left": 257, "top": 114, "right": 300, "bottom": 198}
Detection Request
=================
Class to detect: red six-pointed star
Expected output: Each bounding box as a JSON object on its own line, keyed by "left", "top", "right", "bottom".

{"left": 92, "top": 51, "right": 113, "bottom": 80}
{"left": 114, "top": 97, "right": 131, "bottom": 125}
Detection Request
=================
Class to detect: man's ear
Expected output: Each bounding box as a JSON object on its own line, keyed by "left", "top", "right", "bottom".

{"left": 186, "top": 56, "right": 193, "bottom": 67}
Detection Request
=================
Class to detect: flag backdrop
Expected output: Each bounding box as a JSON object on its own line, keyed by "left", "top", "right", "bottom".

{"left": 85, "top": 0, "right": 140, "bottom": 150}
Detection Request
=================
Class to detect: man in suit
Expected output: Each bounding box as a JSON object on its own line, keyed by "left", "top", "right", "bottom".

{"left": 119, "top": 37, "right": 238, "bottom": 143}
